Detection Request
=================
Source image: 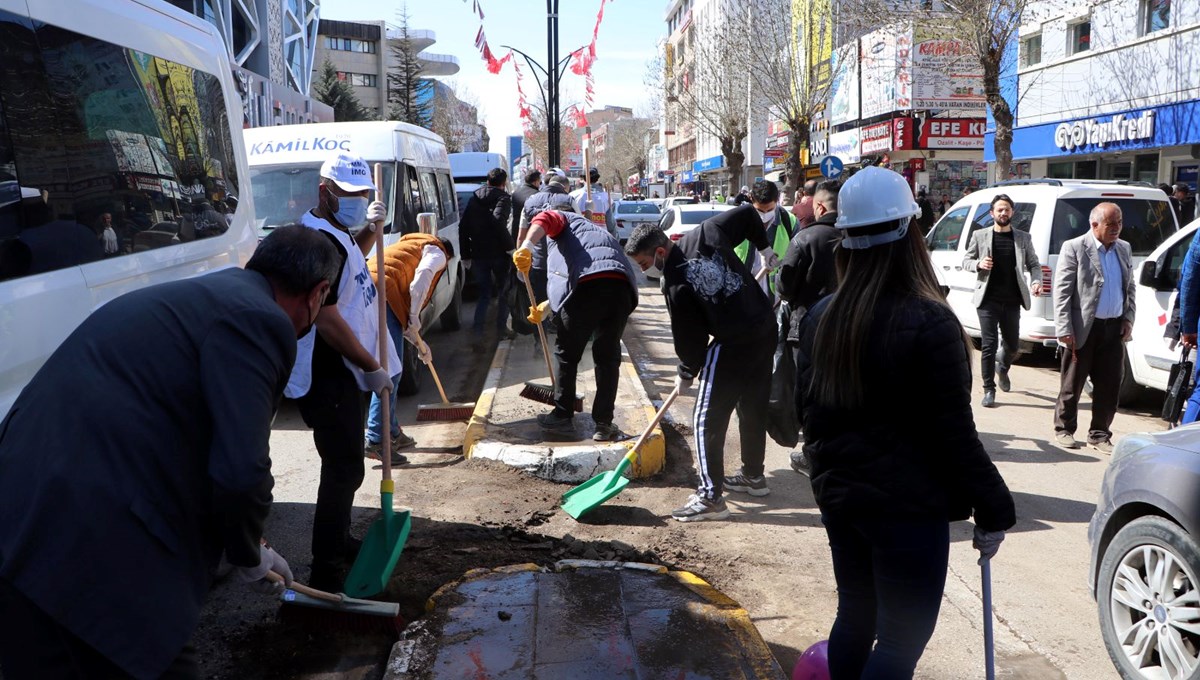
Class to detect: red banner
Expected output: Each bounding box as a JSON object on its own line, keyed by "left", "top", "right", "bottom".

{"left": 917, "top": 118, "right": 986, "bottom": 149}
{"left": 892, "top": 116, "right": 914, "bottom": 150}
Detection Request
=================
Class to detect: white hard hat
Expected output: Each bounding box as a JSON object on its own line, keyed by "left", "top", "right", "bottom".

{"left": 834, "top": 166, "right": 921, "bottom": 250}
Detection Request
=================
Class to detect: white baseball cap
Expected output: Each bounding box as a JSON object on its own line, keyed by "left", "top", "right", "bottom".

{"left": 319, "top": 152, "right": 376, "bottom": 193}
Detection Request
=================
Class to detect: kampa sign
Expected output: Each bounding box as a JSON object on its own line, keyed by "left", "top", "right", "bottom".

{"left": 1054, "top": 110, "right": 1156, "bottom": 152}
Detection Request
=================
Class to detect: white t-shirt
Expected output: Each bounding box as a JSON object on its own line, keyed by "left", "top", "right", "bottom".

{"left": 285, "top": 211, "right": 401, "bottom": 398}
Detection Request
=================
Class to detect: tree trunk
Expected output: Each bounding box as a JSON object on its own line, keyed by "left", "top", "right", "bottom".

{"left": 982, "top": 48, "right": 1014, "bottom": 181}
{"left": 721, "top": 136, "right": 746, "bottom": 196}
{"left": 785, "top": 118, "right": 809, "bottom": 198}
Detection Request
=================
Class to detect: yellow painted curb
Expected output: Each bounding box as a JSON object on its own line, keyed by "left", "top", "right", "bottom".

{"left": 461, "top": 337, "right": 511, "bottom": 458}
{"left": 670, "top": 570, "right": 783, "bottom": 678}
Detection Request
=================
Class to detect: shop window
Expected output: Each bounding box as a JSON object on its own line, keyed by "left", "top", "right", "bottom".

{"left": 1075, "top": 160, "right": 1098, "bottom": 179}
{"left": 1019, "top": 34, "right": 1041, "bottom": 67}
{"left": 1048, "top": 161, "right": 1074, "bottom": 179}
{"left": 1140, "top": 0, "right": 1170, "bottom": 35}
{"left": 1068, "top": 20, "right": 1090, "bottom": 56}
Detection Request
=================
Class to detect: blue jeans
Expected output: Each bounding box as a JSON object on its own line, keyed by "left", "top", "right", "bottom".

{"left": 366, "top": 308, "right": 404, "bottom": 444}
{"left": 1183, "top": 363, "right": 1200, "bottom": 425}
{"left": 472, "top": 257, "right": 511, "bottom": 334}
{"left": 822, "top": 513, "right": 949, "bottom": 679}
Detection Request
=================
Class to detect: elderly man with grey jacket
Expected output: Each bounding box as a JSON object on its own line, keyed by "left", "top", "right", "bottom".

{"left": 1052, "top": 202, "right": 1135, "bottom": 453}
{"left": 963, "top": 194, "right": 1042, "bottom": 408}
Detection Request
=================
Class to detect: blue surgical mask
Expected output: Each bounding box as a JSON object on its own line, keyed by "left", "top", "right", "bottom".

{"left": 333, "top": 196, "right": 368, "bottom": 230}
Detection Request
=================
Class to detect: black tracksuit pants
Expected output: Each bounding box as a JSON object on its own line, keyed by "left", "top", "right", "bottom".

{"left": 551, "top": 278, "right": 634, "bottom": 425}
{"left": 297, "top": 338, "right": 368, "bottom": 571}
{"left": 693, "top": 333, "right": 774, "bottom": 499}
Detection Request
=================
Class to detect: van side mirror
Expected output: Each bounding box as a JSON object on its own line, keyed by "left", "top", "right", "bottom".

{"left": 416, "top": 212, "right": 438, "bottom": 236}
{"left": 1139, "top": 261, "right": 1158, "bottom": 288}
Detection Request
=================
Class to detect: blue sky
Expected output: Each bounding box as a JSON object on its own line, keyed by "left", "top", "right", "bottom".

{"left": 322, "top": 0, "right": 664, "bottom": 153}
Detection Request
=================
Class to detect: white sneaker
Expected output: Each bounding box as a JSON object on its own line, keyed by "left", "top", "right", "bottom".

{"left": 671, "top": 494, "right": 731, "bottom": 522}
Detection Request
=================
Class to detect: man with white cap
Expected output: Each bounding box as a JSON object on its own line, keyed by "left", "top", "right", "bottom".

{"left": 287, "top": 151, "right": 400, "bottom": 590}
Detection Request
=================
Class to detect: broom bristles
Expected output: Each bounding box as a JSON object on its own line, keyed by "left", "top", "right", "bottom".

{"left": 519, "top": 382, "right": 583, "bottom": 412}
{"left": 416, "top": 403, "right": 476, "bottom": 422}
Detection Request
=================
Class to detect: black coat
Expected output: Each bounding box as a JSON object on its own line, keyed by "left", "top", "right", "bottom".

{"left": 794, "top": 294, "right": 1016, "bottom": 531}
{"left": 0, "top": 268, "right": 295, "bottom": 678}
{"left": 778, "top": 211, "right": 840, "bottom": 343}
{"left": 461, "top": 184, "right": 513, "bottom": 259}
{"left": 510, "top": 182, "right": 540, "bottom": 242}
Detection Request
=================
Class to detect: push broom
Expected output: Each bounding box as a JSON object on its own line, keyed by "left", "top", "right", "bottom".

{"left": 518, "top": 270, "right": 583, "bottom": 412}
{"left": 412, "top": 331, "right": 476, "bottom": 421}
{"left": 267, "top": 570, "right": 405, "bottom": 636}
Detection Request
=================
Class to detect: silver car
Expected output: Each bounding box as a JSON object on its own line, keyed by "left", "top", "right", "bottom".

{"left": 1089, "top": 426, "right": 1200, "bottom": 679}
{"left": 613, "top": 200, "right": 661, "bottom": 244}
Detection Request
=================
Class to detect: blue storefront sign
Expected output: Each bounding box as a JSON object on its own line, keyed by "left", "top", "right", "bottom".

{"left": 693, "top": 155, "right": 725, "bottom": 173}
{"left": 680, "top": 170, "right": 694, "bottom": 183}
{"left": 985, "top": 100, "right": 1200, "bottom": 162}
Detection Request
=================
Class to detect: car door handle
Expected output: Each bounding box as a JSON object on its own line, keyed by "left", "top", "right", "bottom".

{"left": 942, "top": 265, "right": 951, "bottom": 270}
{"left": 954, "top": 266, "right": 963, "bottom": 271}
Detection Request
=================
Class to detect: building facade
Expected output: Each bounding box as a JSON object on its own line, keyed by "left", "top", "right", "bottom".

{"left": 164, "top": 0, "right": 332, "bottom": 127}
{"left": 987, "top": 0, "right": 1200, "bottom": 189}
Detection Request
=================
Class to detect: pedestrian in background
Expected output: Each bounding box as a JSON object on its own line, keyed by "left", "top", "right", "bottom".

{"left": 733, "top": 180, "right": 795, "bottom": 298}
{"left": 1052, "top": 202, "right": 1135, "bottom": 453}
{"left": 792, "top": 179, "right": 817, "bottom": 229}
{"left": 570, "top": 167, "right": 611, "bottom": 233}
{"left": 0, "top": 226, "right": 341, "bottom": 679}
{"left": 1172, "top": 183, "right": 1195, "bottom": 227}
{"left": 514, "top": 210, "right": 638, "bottom": 442}
{"left": 286, "top": 153, "right": 396, "bottom": 591}
{"left": 793, "top": 166, "right": 1015, "bottom": 678}
{"left": 461, "top": 168, "right": 514, "bottom": 339}
{"left": 510, "top": 170, "right": 542, "bottom": 245}
{"left": 733, "top": 185, "right": 752, "bottom": 206}
{"left": 624, "top": 203, "right": 779, "bottom": 521}
{"left": 939, "top": 194, "right": 951, "bottom": 217}
{"left": 915, "top": 188, "right": 935, "bottom": 234}
{"left": 963, "top": 194, "right": 1042, "bottom": 408}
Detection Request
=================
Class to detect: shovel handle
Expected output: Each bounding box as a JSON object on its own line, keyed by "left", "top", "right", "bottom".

{"left": 522, "top": 272, "right": 556, "bottom": 391}
{"left": 412, "top": 331, "right": 451, "bottom": 404}
{"left": 372, "top": 163, "right": 393, "bottom": 481}
{"left": 627, "top": 387, "right": 679, "bottom": 461}
{"left": 267, "top": 570, "right": 344, "bottom": 604}
{"left": 982, "top": 558, "right": 995, "bottom": 680}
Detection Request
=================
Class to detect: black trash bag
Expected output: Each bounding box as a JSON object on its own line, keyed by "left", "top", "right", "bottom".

{"left": 767, "top": 301, "right": 801, "bottom": 448}
{"left": 507, "top": 270, "right": 536, "bottom": 336}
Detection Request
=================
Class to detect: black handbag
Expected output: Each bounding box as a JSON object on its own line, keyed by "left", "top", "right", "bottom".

{"left": 1162, "top": 347, "right": 1193, "bottom": 426}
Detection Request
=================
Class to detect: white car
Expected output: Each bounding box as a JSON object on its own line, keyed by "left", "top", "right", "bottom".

{"left": 662, "top": 196, "right": 701, "bottom": 210}
{"left": 613, "top": 200, "right": 661, "bottom": 243}
{"left": 660, "top": 204, "right": 735, "bottom": 242}
{"left": 1128, "top": 220, "right": 1198, "bottom": 395}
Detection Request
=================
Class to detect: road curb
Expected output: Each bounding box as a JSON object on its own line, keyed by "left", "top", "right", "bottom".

{"left": 462, "top": 338, "right": 665, "bottom": 483}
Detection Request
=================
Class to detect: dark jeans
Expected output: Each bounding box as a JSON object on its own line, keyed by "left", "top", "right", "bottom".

{"left": 822, "top": 514, "right": 949, "bottom": 680}
{"left": 693, "top": 333, "right": 774, "bottom": 499}
{"left": 297, "top": 340, "right": 368, "bottom": 569}
{"left": 977, "top": 299, "right": 1020, "bottom": 390}
{"left": 0, "top": 577, "right": 199, "bottom": 679}
{"left": 1054, "top": 317, "right": 1125, "bottom": 443}
{"left": 472, "top": 257, "right": 511, "bottom": 334}
{"left": 551, "top": 278, "right": 634, "bottom": 424}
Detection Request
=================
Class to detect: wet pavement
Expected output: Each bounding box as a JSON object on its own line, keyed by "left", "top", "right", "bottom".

{"left": 384, "top": 561, "right": 786, "bottom": 679}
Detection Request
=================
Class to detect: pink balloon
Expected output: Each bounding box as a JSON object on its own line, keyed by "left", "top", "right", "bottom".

{"left": 793, "top": 640, "right": 831, "bottom": 680}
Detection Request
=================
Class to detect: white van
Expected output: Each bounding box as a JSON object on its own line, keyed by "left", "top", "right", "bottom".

{"left": 0, "top": 0, "right": 255, "bottom": 416}
{"left": 449, "top": 152, "right": 510, "bottom": 187}
{"left": 243, "top": 121, "right": 464, "bottom": 394}
{"left": 927, "top": 179, "right": 1178, "bottom": 347}
{"left": 1128, "top": 221, "right": 1199, "bottom": 394}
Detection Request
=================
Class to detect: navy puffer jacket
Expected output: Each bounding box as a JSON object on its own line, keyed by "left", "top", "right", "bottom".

{"left": 794, "top": 294, "right": 1016, "bottom": 532}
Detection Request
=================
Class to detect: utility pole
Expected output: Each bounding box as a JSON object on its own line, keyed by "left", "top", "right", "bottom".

{"left": 503, "top": 0, "right": 580, "bottom": 169}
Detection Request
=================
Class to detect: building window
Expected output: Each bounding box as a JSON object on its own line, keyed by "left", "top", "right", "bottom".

{"left": 1068, "top": 20, "right": 1090, "bottom": 55}
{"left": 1019, "top": 34, "right": 1041, "bottom": 67}
{"left": 1140, "top": 0, "right": 1170, "bottom": 35}
{"left": 324, "top": 37, "right": 376, "bottom": 53}
{"left": 336, "top": 72, "right": 377, "bottom": 87}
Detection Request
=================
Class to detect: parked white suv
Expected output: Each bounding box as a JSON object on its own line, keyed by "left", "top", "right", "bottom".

{"left": 1128, "top": 220, "right": 1199, "bottom": 396}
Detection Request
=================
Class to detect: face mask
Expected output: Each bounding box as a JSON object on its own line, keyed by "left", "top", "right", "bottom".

{"left": 757, "top": 209, "right": 775, "bottom": 224}
{"left": 333, "top": 195, "right": 368, "bottom": 231}
{"left": 643, "top": 250, "right": 665, "bottom": 279}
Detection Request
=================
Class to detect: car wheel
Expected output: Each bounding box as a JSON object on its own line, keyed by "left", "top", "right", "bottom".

{"left": 396, "top": 339, "right": 422, "bottom": 396}
{"left": 1097, "top": 516, "right": 1200, "bottom": 680}
{"left": 439, "top": 272, "right": 463, "bottom": 332}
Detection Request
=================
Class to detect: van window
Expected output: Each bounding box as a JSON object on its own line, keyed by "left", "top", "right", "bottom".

{"left": 248, "top": 163, "right": 395, "bottom": 238}
{"left": 967, "top": 202, "right": 1036, "bottom": 240}
{"left": 927, "top": 206, "right": 972, "bottom": 251}
{"left": 419, "top": 171, "right": 442, "bottom": 224}
{"left": 0, "top": 11, "right": 241, "bottom": 280}
{"left": 1051, "top": 198, "right": 1175, "bottom": 256}
{"left": 436, "top": 173, "right": 457, "bottom": 223}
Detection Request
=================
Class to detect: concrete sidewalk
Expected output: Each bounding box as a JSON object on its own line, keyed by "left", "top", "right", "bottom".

{"left": 463, "top": 332, "right": 665, "bottom": 483}
{"left": 383, "top": 561, "right": 787, "bottom": 679}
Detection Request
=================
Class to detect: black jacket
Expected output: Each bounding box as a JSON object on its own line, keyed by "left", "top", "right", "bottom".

{"left": 917, "top": 197, "right": 935, "bottom": 231}
{"left": 794, "top": 294, "right": 1015, "bottom": 531}
{"left": 461, "top": 184, "right": 513, "bottom": 259}
{"left": 510, "top": 182, "right": 540, "bottom": 242}
{"left": 778, "top": 211, "right": 840, "bottom": 343}
{"left": 663, "top": 205, "right": 775, "bottom": 379}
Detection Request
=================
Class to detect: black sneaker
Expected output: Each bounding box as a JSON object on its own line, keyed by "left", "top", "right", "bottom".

{"left": 537, "top": 411, "right": 575, "bottom": 434}
{"left": 789, "top": 450, "right": 812, "bottom": 477}
{"left": 365, "top": 443, "right": 408, "bottom": 466}
{"left": 671, "top": 494, "right": 731, "bottom": 522}
{"left": 592, "top": 422, "right": 623, "bottom": 442}
{"left": 997, "top": 369, "right": 1012, "bottom": 393}
{"left": 723, "top": 471, "right": 770, "bottom": 496}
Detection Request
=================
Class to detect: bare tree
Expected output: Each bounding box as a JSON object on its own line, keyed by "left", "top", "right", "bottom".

{"left": 595, "top": 117, "right": 656, "bottom": 193}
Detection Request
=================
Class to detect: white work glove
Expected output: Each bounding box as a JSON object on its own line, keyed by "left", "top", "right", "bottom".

{"left": 758, "top": 247, "right": 782, "bottom": 272}
{"left": 416, "top": 339, "right": 432, "bottom": 365}
{"left": 973, "top": 526, "right": 1006, "bottom": 564}
{"left": 236, "top": 544, "right": 293, "bottom": 595}
{"left": 363, "top": 367, "right": 392, "bottom": 396}
{"left": 674, "top": 374, "right": 693, "bottom": 394}
{"left": 366, "top": 200, "right": 387, "bottom": 229}
{"left": 407, "top": 316, "right": 422, "bottom": 338}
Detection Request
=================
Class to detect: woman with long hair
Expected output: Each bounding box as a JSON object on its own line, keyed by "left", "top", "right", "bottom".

{"left": 794, "top": 166, "right": 1015, "bottom": 679}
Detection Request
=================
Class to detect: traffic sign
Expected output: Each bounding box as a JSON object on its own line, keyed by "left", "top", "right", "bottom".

{"left": 819, "top": 155, "right": 844, "bottom": 179}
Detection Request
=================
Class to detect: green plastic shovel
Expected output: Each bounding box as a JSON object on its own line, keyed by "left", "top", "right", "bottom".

{"left": 561, "top": 387, "right": 679, "bottom": 520}
{"left": 343, "top": 163, "right": 411, "bottom": 598}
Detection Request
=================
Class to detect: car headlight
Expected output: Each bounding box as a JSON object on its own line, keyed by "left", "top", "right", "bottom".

{"left": 1111, "top": 433, "right": 1156, "bottom": 464}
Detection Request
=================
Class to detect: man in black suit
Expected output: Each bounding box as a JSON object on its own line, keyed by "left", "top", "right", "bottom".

{"left": 0, "top": 226, "right": 340, "bottom": 679}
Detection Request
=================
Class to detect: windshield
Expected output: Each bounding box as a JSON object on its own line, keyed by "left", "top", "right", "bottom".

{"left": 618, "top": 202, "right": 659, "bottom": 215}
{"left": 1051, "top": 197, "right": 1176, "bottom": 256}
{"left": 680, "top": 210, "right": 726, "bottom": 224}
{"left": 249, "top": 163, "right": 395, "bottom": 238}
